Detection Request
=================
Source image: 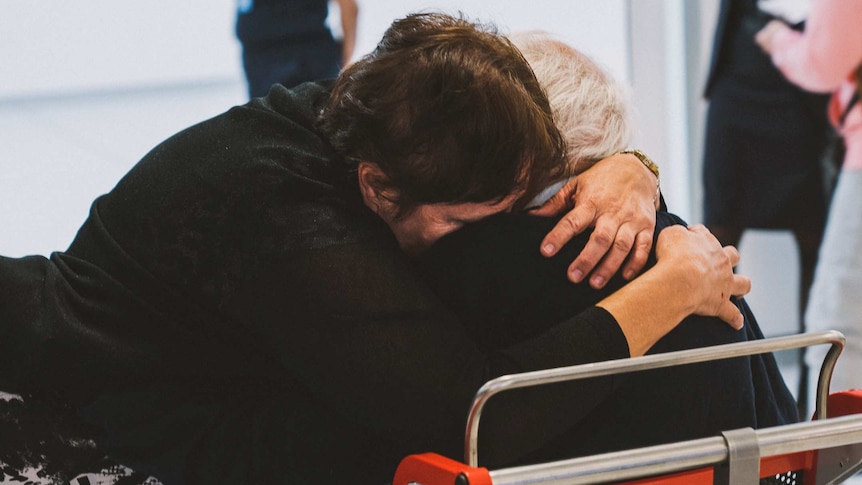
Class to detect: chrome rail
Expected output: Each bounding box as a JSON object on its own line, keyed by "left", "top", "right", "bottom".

{"left": 487, "top": 413, "right": 862, "bottom": 485}
{"left": 465, "top": 330, "right": 846, "bottom": 467}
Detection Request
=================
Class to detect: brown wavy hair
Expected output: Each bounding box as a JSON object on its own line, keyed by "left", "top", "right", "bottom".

{"left": 319, "top": 12, "right": 566, "bottom": 215}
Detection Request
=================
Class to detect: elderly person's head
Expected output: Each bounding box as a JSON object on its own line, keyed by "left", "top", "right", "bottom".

{"left": 319, "top": 12, "right": 566, "bottom": 254}
{"left": 512, "top": 31, "right": 633, "bottom": 177}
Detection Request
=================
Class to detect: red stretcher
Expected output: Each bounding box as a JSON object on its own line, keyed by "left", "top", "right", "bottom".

{"left": 393, "top": 331, "right": 862, "bottom": 484}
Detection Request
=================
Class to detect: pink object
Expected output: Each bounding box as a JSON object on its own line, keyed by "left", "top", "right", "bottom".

{"left": 768, "top": 0, "right": 862, "bottom": 170}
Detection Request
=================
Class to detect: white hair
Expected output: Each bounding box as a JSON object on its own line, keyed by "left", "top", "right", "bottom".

{"left": 511, "top": 31, "right": 634, "bottom": 176}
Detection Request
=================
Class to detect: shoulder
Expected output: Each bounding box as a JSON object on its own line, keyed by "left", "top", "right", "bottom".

{"left": 112, "top": 82, "right": 340, "bottom": 200}
{"left": 419, "top": 213, "right": 565, "bottom": 273}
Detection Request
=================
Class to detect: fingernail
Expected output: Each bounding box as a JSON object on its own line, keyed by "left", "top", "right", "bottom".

{"left": 591, "top": 275, "right": 604, "bottom": 287}
{"left": 570, "top": 269, "right": 584, "bottom": 282}
{"left": 542, "top": 243, "right": 555, "bottom": 256}
{"left": 623, "top": 269, "right": 634, "bottom": 280}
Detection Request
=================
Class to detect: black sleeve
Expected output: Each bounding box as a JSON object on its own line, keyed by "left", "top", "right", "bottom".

{"left": 416, "top": 213, "right": 633, "bottom": 350}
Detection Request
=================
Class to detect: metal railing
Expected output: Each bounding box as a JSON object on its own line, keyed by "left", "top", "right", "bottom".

{"left": 465, "top": 330, "right": 846, "bottom": 470}
{"left": 485, "top": 413, "right": 862, "bottom": 484}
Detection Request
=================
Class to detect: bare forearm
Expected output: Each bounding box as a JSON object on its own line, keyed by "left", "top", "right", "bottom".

{"left": 597, "top": 263, "right": 695, "bottom": 356}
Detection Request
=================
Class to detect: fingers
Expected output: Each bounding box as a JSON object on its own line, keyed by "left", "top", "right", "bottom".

{"left": 581, "top": 222, "right": 654, "bottom": 287}
{"left": 731, "top": 273, "right": 752, "bottom": 298}
{"left": 552, "top": 209, "right": 657, "bottom": 286}
{"left": 686, "top": 223, "right": 712, "bottom": 237}
{"left": 717, "top": 301, "right": 745, "bottom": 330}
{"left": 533, "top": 159, "right": 657, "bottom": 286}
{"left": 716, "top": 267, "right": 750, "bottom": 330}
{"left": 560, "top": 206, "right": 622, "bottom": 282}
{"left": 723, "top": 244, "right": 741, "bottom": 267}
{"left": 620, "top": 229, "right": 654, "bottom": 280}
{"left": 540, "top": 202, "right": 593, "bottom": 259}
{"left": 528, "top": 195, "right": 566, "bottom": 218}
{"left": 529, "top": 182, "right": 575, "bottom": 218}
{"left": 566, "top": 216, "right": 617, "bottom": 285}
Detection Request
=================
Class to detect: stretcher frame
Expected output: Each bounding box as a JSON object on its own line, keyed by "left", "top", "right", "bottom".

{"left": 393, "top": 330, "right": 862, "bottom": 484}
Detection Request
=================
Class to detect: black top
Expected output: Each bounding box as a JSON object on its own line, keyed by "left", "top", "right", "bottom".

{"left": 417, "top": 211, "right": 799, "bottom": 462}
{"left": 701, "top": 0, "right": 830, "bottom": 231}
{"left": 704, "top": 0, "right": 811, "bottom": 97}
{"left": 0, "top": 82, "right": 633, "bottom": 484}
{"left": 235, "top": 0, "right": 332, "bottom": 46}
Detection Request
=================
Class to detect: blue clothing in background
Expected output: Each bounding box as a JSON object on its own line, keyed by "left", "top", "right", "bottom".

{"left": 236, "top": 0, "right": 342, "bottom": 98}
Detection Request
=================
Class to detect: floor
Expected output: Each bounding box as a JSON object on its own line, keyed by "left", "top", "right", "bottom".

{"left": 1, "top": 82, "right": 861, "bottom": 483}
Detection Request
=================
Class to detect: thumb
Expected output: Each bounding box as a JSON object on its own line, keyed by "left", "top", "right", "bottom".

{"left": 528, "top": 180, "right": 576, "bottom": 217}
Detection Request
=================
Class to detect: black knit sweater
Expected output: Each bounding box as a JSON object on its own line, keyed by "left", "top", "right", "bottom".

{"left": 0, "top": 82, "right": 629, "bottom": 484}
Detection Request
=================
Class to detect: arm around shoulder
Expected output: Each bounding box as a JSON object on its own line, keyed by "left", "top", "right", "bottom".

{"left": 597, "top": 224, "right": 749, "bottom": 356}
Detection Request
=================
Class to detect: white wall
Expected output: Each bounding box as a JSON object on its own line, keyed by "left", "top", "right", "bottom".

{"left": 0, "top": 0, "right": 243, "bottom": 99}
{"left": 1, "top": 1, "right": 628, "bottom": 99}
{"left": 354, "top": 1, "right": 630, "bottom": 82}
{"left": 629, "top": 0, "right": 691, "bottom": 220}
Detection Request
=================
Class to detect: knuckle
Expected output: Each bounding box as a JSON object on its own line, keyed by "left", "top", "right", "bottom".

{"left": 575, "top": 252, "right": 599, "bottom": 268}
{"left": 561, "top": 215, "right": 580, "bottom": 231}
{"left": 590, "top": 230, "right": 613, "bottom": 247}
{"left": 613, "top": 234, "right": 635, "bottom": 251}
{"left": 612, "top": 240, "right": 630, "bottom": 253}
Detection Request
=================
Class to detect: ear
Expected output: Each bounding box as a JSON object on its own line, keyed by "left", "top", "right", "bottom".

{"left": 357, "top": 162, "right": 397, "bottom": 216}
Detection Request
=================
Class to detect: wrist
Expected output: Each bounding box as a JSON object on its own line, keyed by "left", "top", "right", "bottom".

{"left": 618, "top": 149, "right": 660, "bottom": 209}
{"left": 663, "top": 258, "right": 701, "bottom": 313}
{"left": 598, "top": 263, "right": 691, "bottom": 356}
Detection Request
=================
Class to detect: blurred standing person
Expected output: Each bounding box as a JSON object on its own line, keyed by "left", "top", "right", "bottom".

{"left": 236, "top": 0, "right": 358, "bottom": 98}
{"left": 756, "top": 0, "right": 862, "bottom": 396}
{"left": 702, "top": 0, "right": 832, "bottom": 417}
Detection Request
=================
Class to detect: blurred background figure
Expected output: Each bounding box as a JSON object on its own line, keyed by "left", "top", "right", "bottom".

{"left": 701, "top": 0, "right": 834, "bottom": 418}
{"left": 756, "top": 0, "right": 862, "bottom": 400}
{"left": 236, "top": 0, "right": 358, "bottom": 98}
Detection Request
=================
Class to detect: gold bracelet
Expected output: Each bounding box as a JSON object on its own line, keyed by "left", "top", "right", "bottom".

{"left": 619, "top": 149, "right": 660, "bottom": 206}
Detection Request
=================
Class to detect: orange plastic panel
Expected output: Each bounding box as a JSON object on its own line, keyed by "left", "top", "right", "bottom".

{"left": 617, "top": 467, "right": 714, "bottom": 484}
{"left": 392, "top": 453, "right": 492, "bottom": 485}
{"left": 761, "top": 451, "right": 815, "bottom": 479}
{"left": 827, "top": 389, "right": 862, "bottom": 418}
